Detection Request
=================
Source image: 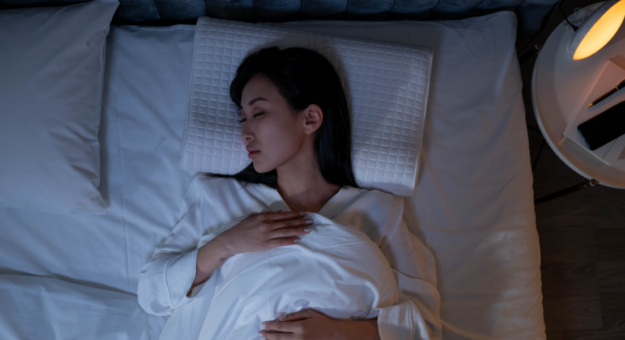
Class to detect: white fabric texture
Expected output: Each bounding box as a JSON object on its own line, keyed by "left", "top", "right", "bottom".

{"left": 182, "top": 17, "right": 432, "bottom": 197}
{"left": 0, "top": 11, "right": 544, "bottom": 340}
{"left": 138, "top": 175, "right": 440, "bottom": 340}
{"left": 282, "top": 17, "right": 545, "bottom": 339}
{"left": 0, "top": 0, "right": 119, "bottom": 215}
{"left": 0, "top": 274, "right": 146, "bottom": 340}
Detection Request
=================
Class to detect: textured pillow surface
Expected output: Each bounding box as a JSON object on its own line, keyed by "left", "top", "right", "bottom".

{"left": 0, "top": 0, "right": 119, "bottom": 214}
{"left": 183, "top": 17, "right": 432, "bottom": 196}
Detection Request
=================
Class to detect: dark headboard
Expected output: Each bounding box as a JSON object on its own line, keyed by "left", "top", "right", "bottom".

{"left": 0, "top": 0, "right": 559, "bottom": 44}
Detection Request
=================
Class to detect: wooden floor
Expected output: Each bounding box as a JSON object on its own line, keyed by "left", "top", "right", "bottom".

{"left": 519, "top": 1, "right": 625, "bottom": 338}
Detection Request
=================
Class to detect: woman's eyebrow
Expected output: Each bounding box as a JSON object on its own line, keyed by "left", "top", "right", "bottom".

{"left": 248, "top": 97, "right": 268, "bottom": 106}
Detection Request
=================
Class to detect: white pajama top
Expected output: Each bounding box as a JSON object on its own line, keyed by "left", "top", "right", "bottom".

{"left": 137, "top": 175, "right": 441, "bottom": 340}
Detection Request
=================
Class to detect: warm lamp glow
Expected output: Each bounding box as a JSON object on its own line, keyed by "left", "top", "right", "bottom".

{"left": 573, "top": 0, "right": 625, "bottom": 60}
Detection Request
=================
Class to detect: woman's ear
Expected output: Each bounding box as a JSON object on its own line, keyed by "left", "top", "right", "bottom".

{"left": 302, "top": 104, "right": 323, "bottom": 135}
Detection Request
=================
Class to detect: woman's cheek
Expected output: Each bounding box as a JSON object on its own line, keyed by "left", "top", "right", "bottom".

{"left": 252, "top": 128, "right": 276, "bottom": 171}
{"left": 263, "top": 127, "right": 293, "bottom": 165}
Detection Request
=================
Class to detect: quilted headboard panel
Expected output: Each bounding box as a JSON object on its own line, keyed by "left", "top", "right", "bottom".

{"left": 0, "top": 0, "right": 559, "bottom": 41}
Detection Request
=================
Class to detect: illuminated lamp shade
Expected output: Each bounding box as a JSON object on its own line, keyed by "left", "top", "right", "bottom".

{"left": 569, "top": 0, "right": 625, "bottom": 60}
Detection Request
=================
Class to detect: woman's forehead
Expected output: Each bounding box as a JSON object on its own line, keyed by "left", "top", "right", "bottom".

{"left": 243, "top": 97, "right": 269, "bottom": 110}
{"left": 242, "top": 74, "right": 275, "bottom": 97}
{"left": 241, "top": 76, "right": 279, "bottom": 110}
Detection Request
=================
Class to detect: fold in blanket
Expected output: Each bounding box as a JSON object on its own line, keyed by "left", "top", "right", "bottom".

{"left": 175, "top": 213, "right": 399, "bottom": 340}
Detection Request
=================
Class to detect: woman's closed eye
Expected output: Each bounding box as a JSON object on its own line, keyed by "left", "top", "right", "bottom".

{"left": 239, "top": 112, "right": 264, "bottom": 123}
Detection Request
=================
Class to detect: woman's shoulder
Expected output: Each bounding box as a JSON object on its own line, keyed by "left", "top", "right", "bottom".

{"left": 335, "top": 186, "right": 404, "bottom": 244}
{"left": 341, "top": 185, "right": 404, "bottom": 222}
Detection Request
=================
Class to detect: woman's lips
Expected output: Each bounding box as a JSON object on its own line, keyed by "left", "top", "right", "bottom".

{"left": 248, "top": 151, "right": 260, "bottom": 158}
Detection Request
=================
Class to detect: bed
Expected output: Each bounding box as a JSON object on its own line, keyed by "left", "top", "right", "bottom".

{"left": 0, "top": 0, "right": 551, "bottom": 339}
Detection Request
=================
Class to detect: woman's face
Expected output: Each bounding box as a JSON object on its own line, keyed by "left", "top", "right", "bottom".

{"left": 239, "top": 74, "right": 320, "bottom": 174}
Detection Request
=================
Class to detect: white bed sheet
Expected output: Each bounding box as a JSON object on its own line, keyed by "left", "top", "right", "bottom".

{"left": 0, "top": 11, "right": 544, "bottom": 340}
{"left": 0, "top": 274, "right": 146, "bottom": 340}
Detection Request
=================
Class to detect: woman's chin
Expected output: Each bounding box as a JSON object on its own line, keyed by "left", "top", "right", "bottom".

{"left": 253, "top": 163, "right": 272, "bottom": 174}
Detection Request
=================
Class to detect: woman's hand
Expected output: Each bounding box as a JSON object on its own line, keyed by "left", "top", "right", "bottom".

{"left": 190, "top": 210, "right": 312, "bottom": 296}
{"left": 218, "top": 210, "right": 313, "bottom": 256}
{"left": 259, "top": 309, "right": 380, "bottom": 340}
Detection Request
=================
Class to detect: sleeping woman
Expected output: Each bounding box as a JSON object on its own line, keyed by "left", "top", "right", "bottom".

{"left": 138, "top": 47, "right": 441, "bottom": 340}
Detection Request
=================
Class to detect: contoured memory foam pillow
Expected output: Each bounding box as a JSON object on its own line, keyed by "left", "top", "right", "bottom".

{"left": 182, "top": 17, "right": 432, "bottom": 196}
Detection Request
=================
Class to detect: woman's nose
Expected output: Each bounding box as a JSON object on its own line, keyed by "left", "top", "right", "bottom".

{"left": 241, "top": 125, "right": 253, "bottom": 141}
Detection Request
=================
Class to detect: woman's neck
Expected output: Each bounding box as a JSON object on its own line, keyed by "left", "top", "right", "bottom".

{"left": 272, "top": 173, "right": 341, "bottom": 214}
{"left": 270, "top": 142, "right": 341, "bottom": 213}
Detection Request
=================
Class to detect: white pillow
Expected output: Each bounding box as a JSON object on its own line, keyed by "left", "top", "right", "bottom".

{"left": 0, "top": 0, "right": 119, "bottom": 215}
{"left": 182, "top": 17, "right": 432, "bottom": 197}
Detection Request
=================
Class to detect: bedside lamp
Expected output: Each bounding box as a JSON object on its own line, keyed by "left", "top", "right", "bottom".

{"left": 568, "top": 0, "right": 625, "bottom": 60}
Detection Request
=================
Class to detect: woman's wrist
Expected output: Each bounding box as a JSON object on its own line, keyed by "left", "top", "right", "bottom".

{"left": 194, "top": 236, "right": 233, "bottom": 277}
{"left": 362, "top": 318, "right": 381, "bottom": 340}
{"left": 341, "top": 318, "right": 380, "bottom": 340}
{"left": 214, "top": 233, "right": 236, "bottom": 258}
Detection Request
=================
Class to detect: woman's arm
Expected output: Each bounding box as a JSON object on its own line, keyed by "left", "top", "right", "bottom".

{"left": 349, "top": 318, "right": 381, "bottom": 340}
{"left": 190, "top": 210, "right": 311, "bottom": 297}
{"left": 187, "top": 235, "right": 232, "bottom": 296}
{"left": 261, "top": 311, "right": 381, "bottom": 340}
{"left": 138, "top": 177, "right": 209, "bottom": 315}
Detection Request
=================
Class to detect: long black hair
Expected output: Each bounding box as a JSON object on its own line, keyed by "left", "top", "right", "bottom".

{"left": 207, "top": 46, "right": 359, "bottom": 189}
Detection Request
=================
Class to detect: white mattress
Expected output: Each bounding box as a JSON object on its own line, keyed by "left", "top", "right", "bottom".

{"left": 0, "top": 11, "right": 544, "bottom": 340}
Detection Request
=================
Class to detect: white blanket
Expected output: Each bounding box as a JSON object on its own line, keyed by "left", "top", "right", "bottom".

{"left": 161, "top": 213, "right": 399, "bottom": 340}
{"left": 144, "top": 176, "right": 439, "bottom": 340}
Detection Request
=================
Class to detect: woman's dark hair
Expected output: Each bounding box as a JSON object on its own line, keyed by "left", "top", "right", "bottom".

{"left": 207, "top": 46, "right": 359, "bottom": 189}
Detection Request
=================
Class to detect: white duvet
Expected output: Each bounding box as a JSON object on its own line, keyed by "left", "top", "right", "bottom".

{"left": 159, "top": 213, "right": 399, "bottom": 340}
{"left": 140, "top": 176, "right": 439, "bottom": 340}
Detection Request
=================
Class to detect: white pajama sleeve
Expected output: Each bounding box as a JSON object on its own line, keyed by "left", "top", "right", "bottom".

{"left": 137, "top": 177, "right": 211, "bottom": 316}
{"left": 376, "top": 217, "right": 442, "bottom": 340}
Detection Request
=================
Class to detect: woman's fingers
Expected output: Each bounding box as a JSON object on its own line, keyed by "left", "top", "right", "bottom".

{"left": 268, "top": 225, "right": 311, "bottom": 240}
{"left": 265, "top": 211, "right": 305, "bottom": 222}
{"left": 260, "top": 311, "right": 312, "bottom": 338}
{"left": 259, "top": 211, "right": 313, "bottom": 249}
{"left": 268, "top": 237, "right": 301, "bottom": 247}
{"left": 259, "top": 331, "right": 294, "bottom": 340}
{"left": 271, "top": 218, "right": 313, "bottom": 230}
{"left": 263, "top": 319, "right": 302, "bottom": 333}
{"left": 267, "top": 216, "right": 313, "bottom": 240}
{"left": 280, "top": 310, "right": 312, "bottom": 321}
